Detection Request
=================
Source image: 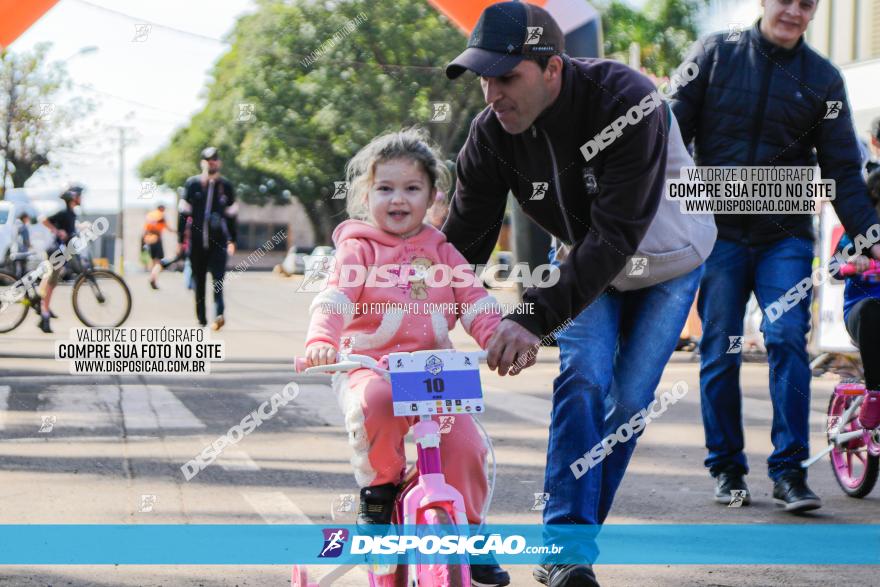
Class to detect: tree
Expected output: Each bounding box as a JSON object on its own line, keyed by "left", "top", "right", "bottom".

{"left": 599, "top": 0, "right": 708, "bottom": 77}
{"left": 0, "top": 43, "right": 94, "bottom": 197}
{"left": 140, "top": 0, "right": 485, "bottom": 244}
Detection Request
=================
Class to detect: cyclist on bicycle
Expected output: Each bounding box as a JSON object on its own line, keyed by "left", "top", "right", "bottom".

{"left": 304, "top": 128, "right": 510, "bottom": 587}
{"left": 834, "top": 188, "right": 880, "bottom": 399}
{"left": 36, "top": 184, "right": 83, "bottom": 333}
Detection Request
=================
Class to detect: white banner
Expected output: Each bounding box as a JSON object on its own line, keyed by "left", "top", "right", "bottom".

{"left": 816, "top": 203, "right": 857, "bottom": 352}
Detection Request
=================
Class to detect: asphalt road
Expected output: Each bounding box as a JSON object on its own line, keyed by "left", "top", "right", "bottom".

{"left": 0, "top": 271, "right": 876, "bottom": 586}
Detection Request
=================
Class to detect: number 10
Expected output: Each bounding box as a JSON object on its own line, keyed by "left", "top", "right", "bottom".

{"left": 423, "top": 377, "right": 445, "bottom": 393}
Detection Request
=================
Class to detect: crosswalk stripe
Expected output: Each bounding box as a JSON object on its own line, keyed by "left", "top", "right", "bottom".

{"left": 242, "top": 491, "right": 312, "bottom": 524}
{"left": 0, "top": 386, "right": 9, "bottom": 431}
{"left": 255, "top": 383, "right": 343, "bottom": 427}
{"left": 484, "top": 384, "right": 551, "bottom": 427}
{"left": 241, "top": 491, "right": 370, "bottom": 583}
{"left": 120, "top": 384, "right": 205, "bottom": 430}
{"left": 44, "top": 385, "right": 121, "bottom": 430}
{"left": 41, "top": 384, "right": 206, "bottom": 432}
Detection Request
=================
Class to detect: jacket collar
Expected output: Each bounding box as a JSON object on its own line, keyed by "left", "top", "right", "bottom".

{"left": 749, "top": 18, "right": 804, "bottom": 57}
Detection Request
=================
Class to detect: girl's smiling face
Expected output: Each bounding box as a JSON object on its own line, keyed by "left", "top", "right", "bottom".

{"left": 368, "top": 158, "right": 433, "bottom": 238}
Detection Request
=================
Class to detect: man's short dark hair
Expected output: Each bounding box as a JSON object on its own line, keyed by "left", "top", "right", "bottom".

{"left": 527, "top": 54, "right": 565, "bottom": 72}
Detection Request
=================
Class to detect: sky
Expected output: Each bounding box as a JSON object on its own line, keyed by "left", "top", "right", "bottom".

{"left": 9, "top": 0, "right": 760, "bottom": 214}
{"left": 11, "top": 0, "right": 255, "bottom": 213}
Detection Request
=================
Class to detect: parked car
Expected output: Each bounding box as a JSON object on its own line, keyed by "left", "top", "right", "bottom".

{"left": 280, "top": 246, "right": 311, "bottom": 276}
{"left": 304, "top": 246, "right": 335, "bottom": 274}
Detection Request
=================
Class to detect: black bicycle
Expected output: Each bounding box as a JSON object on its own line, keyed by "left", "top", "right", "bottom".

{"left": 0, "top": 243, "right": 131, "bottom": 332}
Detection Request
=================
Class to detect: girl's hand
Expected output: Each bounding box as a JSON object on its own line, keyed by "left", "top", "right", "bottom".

{"left": 306, "top": 343, "right": 337, "bottom": 367}
{"left": 848, "top": 254, "right": 872, "bottom": 274}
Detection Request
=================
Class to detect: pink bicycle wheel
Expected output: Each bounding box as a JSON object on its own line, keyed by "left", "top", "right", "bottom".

{"left": 415, "top": 506, "right": 468, "bottom": 587}
{"left": 827, "top": 393, "right": 879, "bottom": 498}
{"left": 290, "top": 565, "right": 312, "bottom": 587}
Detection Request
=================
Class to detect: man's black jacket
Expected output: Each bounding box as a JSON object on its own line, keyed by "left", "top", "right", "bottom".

{"left": 443, "top": 55, "right": 668, "bottom": 338}
{"left": 178, "top": 175, "right": 238, "bottom": 249}
{"left": 670, "top": 20, "right": 880, "bottom": 245}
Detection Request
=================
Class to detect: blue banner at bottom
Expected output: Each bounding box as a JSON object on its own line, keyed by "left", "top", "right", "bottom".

{"left": 0, "top": 524, "right": 877, "bottom": 565}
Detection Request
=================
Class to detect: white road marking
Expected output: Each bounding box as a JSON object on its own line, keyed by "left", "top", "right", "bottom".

{"left": 0, "top": 386, "right": 9, "bottom": 431}
{"left": 120, "top": 384, "right": 206, "bottom": 429}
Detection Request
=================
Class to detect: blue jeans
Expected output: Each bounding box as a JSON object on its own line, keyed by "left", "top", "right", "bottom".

{"left": 698, "top": 237, "right": 813, "bottom": 481}
{"left": 542, "top": 266, "right": 703, "bottom": 529}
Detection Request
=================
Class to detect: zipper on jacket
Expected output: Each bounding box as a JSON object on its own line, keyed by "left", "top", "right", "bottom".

{"left": 747, "top": 57, "right": 773, "bottom": 165}
{"left": 540, "top": 127, "right": 576, "bottom": 246}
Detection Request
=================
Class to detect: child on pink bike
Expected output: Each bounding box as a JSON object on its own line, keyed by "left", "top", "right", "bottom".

{"left": 304, "top": 128, "right": 509, "bottom": 586}
{"left": 836, "top": 225, "right": 880, "bottom": 422}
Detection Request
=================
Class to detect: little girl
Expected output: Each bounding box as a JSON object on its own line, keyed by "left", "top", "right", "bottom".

{"left": 304, "top": 128, "right": 508, "bottom": 585}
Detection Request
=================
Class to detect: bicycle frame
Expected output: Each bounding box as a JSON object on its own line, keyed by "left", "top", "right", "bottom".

{"left": 292, "top": 350, "right": 489, "bottom": 586}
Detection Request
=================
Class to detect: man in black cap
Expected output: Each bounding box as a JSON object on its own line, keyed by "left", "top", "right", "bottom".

{"left": 443, "top": 2, "right": 706, "bottom": 586}
{"left": 177, "top": 147, "right": 238, "bottom": 330}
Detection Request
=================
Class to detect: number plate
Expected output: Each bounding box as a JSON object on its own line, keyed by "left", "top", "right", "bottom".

{"left": 389, "top": 350, "right": 484, "bottom": 417}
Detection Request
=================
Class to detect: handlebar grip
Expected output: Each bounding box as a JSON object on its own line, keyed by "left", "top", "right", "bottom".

{"left": 839, "top": 260, "right": 880, "bottom": 276}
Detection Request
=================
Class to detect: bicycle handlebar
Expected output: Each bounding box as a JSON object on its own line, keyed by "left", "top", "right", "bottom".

{"left": 295, "top": 350, "right": 489, "bottom": 375}
{"left": 838, "top": 259, "right": 880, "bottom": 277}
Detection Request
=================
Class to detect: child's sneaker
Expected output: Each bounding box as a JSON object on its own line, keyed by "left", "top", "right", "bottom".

{"left": 357, "top": 483, "right": 397, "bottom": 528}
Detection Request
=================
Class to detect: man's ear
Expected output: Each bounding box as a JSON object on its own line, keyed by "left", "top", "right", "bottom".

{"left": 546, "top": 55, "right": 563, "bottom": 81}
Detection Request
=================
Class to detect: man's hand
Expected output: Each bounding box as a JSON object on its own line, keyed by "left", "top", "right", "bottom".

{"left": 227, "top": 242, "right": 236, "bottom": 256}
{"left": 848, "top": 254, "right": 872, "bottom": 273}
{"left": 486, "top": 320, "right": 540, "bottom": 376}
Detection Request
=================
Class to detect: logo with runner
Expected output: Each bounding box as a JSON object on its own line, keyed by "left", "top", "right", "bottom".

{"left": 725, "top": 23, "right": 743, "bottom": 42}
{"left": 530, "top": 182, "right": 548, "bottom": 201}
{"left": 530, "top": 492, "right": 550, "bottom": 511}
{"left": 39, "top": 415, "right": 56, "bottom": 433}
{"left": 430, "top": 102, "right": 451, "bottom": 123}
{"left": 824, "top": 101, "right": 842, "bottom": 119}
{"left": 424, "top": 354, "right": 444, "bottom": 376}
{"left": 318, "top": 528, "right": 349, "bottom": 558}
{"left": 727, "top": 336, "right": 743, "bottom": 354}
{"left": 728, "top": 490, "right": 747, "bottom": 507}
{"left": 525, "top": 27, "right": 543, "bottom": 45}
{"left": 627, "top": 256, "right": 648, "bottom": 277}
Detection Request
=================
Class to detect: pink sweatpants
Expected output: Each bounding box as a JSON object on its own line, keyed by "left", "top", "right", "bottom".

{"left": 335, "top": 368, "right": 488, "bottom": 524}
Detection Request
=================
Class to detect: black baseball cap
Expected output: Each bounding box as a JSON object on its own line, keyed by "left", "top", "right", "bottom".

{"left": 60, "top": 183, "right": 84, "bottom": 201}
{"left": 446, "top": 1, "right": 564, "bottom": 80}
{"left": 201, "top": 146, "right": 220, "bottom": 160}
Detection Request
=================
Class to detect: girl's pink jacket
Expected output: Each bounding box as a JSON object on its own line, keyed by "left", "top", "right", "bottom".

{"left": 306, "top": 220, "right": 501, "bottom": 357}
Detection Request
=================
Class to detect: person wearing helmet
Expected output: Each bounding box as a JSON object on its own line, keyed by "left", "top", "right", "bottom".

{"left": 36, "top": 184, "right": 83, "bottom": 333}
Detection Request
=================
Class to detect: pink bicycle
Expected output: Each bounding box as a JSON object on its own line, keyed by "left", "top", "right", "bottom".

{"left": 291, "top": 349, "right": 497, "bottom": 587}
{"left": 802, "top": 260, "right": 880, "bottom": 497}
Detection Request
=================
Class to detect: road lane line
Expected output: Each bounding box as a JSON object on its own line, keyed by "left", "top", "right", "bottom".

{"left": 0, "top": 386, "right": 9, "bottom": 431}
{"left": 120, "top": 384, "right": 205, "bottom": 430}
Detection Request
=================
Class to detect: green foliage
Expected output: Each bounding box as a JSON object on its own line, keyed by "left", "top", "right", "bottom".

{"left": 598, "top": 0, "right": 707, "bottom": 77}
{"left": 139, "top": 0, "right": 485, "bottom": 242}
{"left": 0, "top": 43, "right": 95, "bottom": 195}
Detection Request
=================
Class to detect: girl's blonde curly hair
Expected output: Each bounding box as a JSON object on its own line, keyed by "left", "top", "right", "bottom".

{"left": 345, "top": 127, "right": 451, "bottom": 221}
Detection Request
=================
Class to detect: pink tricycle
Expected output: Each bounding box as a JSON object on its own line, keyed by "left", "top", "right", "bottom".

{"left": 291, "top": 349, "right": 496, "bottom": 586}
{"left": 802, "top": 260, "right": 880, "bottom": 497}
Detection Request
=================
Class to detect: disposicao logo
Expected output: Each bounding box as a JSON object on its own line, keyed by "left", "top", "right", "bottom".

{"left": 318, "top": 528, "right": 349, "bottom": 558}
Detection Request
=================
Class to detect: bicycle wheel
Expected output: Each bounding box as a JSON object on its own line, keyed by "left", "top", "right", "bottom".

{"left": 72, "top": 270, "right": 132, "bottom": 327}
{"left": 0, "top": 272, "right": 29, "bottom": 333}
{"left": 827, "top": 392, "right": 880, "bottom": 498}
{"left": 416, "top": 506, "right": 466, "bottom": 587}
